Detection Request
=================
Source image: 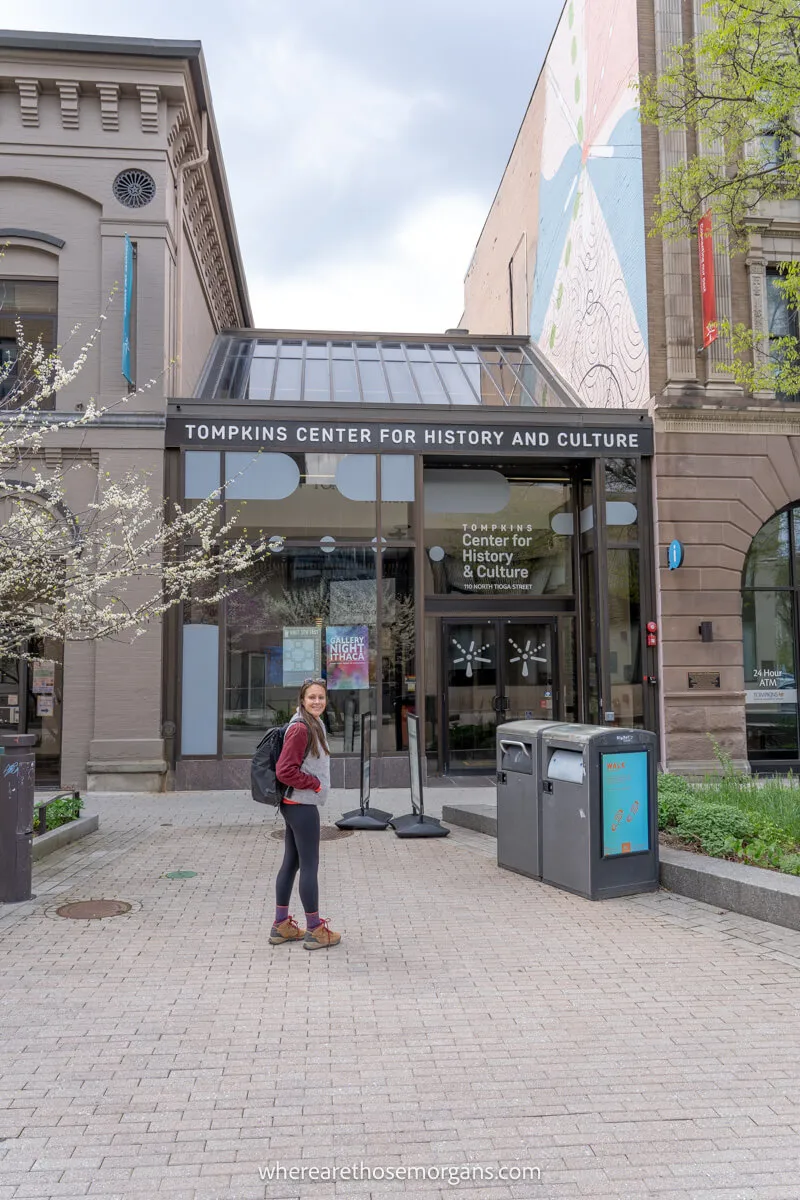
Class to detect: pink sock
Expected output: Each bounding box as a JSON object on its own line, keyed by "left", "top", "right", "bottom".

{"left": 275, "top": 906, "right": 289, "bottom": 924}
{"left": 305, "top": 911, "right": 321, "bottom": 930}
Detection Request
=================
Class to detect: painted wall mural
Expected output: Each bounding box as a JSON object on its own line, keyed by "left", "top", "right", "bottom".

{"left": 529, "top": 0, "right": 649, "bottom": 408}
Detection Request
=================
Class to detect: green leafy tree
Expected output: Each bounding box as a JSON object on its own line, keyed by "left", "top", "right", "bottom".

{"left": 639, "top": 0, "right": 800, "bottom": 395}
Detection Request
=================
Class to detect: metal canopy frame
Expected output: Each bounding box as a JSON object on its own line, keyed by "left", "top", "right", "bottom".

{"left": 194, "top": 331, "right": 585, "bottom": 409}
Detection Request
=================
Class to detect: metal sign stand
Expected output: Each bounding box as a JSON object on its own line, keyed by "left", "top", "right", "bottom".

{"left": 391, "top": 714, "right": 449, "bottom": 838}
{"left": 336, "top": 713, "right": 393, "bottom": 830}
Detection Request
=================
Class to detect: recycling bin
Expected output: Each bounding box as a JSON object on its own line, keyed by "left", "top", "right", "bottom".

{"left": 496, "top": 719, "right": 567, "bottom": 879}
{"left": 539, "top": 724, "right": 658, "bottom": 900}
{"left": 0, "top": 733, "right": 36, "bottom": 903}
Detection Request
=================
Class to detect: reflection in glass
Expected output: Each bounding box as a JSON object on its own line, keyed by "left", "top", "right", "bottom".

{"left": 444, "top": 620, "right": 498, "bottom": 769}
{"left": 247, "top": 355, "right": 275, "bottom": 400}
{"left": 424, "top": 472, "right": 573, "bottom": 596}
{"left": 607, "top": 548, "right": 643, "bottom": 727}
{"left": 381, "top": 454, "right": 415, "bottom": 540}
{"left": 304, "top": 357, "right": 330, "bottom": 403}
{"left": 332, "top": 356, "right": 359, "bottom": 402}
{"left": 743, "top": 588, "right": 798, "bottom": 760}
{"left": 223, "top": 452, "right": 376, "bottom": 539}
{"left": 743, "top": 511, "right": 790, "bottom": 587}
{"left": 385, "top": 359, "right": 420, "bottom": 404}
{"left": 273, "top": 353, "right": 302, "bottom": 402}
{"left": 380, "top": 550, "right": 415, "bottom": 752}
{"left": 582, "top": 552, "right": 600, "bottom": 723}
{"left": 224, "top": 548, "right": 378, "bottom": 755}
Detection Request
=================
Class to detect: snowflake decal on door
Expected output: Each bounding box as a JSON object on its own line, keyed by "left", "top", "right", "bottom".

{"left": 507, "top": 638, "right": 547, "bottom": 678}
{"left": 451, "top": 637, "right": 492, "bottom": 679}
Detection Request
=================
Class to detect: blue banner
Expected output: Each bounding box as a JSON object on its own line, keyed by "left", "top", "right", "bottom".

{"left": 601, "top": 751, "right": 650, "bottom": 857}
{"left": 122, "top": 234, "right": 133, "bottom": 385}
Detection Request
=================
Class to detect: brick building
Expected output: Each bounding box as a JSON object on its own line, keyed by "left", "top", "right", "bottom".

{"left": 0, "top": 31, "right": 250, "bottom": 790}
{"left": 461, "top": 0, "right": 800, "bottom": 774}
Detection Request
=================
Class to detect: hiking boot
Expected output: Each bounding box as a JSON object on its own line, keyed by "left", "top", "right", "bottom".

{"left": 303, "top": 918, "right": 341, "bottom": 950}
{"left": 269, "top": 916, "right": 304, "bottom": 945}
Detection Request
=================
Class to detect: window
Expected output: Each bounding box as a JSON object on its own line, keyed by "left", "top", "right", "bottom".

{"left": 424, "top": 469, "right": 574, "bottom": 596}
{"left": 766, "top": 267, "right": 800, "bottom": 401}
{"left": 742, "top": 505, "right": 800, "bottom": 764}
{"left": 0, "top": 279, "right": 58, "bottom": 406}
{"left": 760, "top": 124, "right": 794, "bottom": 172}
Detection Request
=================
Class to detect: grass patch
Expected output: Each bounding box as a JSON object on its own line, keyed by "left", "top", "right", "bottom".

{"left": 658, "top": 741, "right": 800, "bottom": 876}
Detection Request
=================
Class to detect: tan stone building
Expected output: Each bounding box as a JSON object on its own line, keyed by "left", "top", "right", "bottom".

{"left": 462, "top": 0, "right": 800, "bottom": 775}
{"left": 0, "top": 31, "right": 250, "bottom": 790}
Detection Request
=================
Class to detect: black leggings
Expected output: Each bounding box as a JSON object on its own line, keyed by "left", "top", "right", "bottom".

{"left": 275, "top": 802, "right": 320, "bottom": 914}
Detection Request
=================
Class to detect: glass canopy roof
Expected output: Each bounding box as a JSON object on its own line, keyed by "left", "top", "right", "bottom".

{"left": 195, "top": 333, "right": 583, "bottom": 408}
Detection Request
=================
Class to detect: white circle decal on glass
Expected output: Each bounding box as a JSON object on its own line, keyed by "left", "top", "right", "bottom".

{"left": 320, "top": 536, "right": 336, "bottom": 553}
{"left": 267, "top": 536, "right": 285, "bottom": 552}
{"left": 429, "top": 545, "right": 445, "bottom": 562}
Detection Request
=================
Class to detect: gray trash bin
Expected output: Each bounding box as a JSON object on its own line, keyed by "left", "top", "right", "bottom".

{"left": 0, "top": 733, "right": 37, "bottom": 904}
{"left": 539, "top": 724, "right": 659, "bottom": 900}
{"left": 496, "top": 720, "right": 567, "bottom": 879}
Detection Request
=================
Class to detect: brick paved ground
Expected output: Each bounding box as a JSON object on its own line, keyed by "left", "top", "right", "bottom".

{"left": 1, "top": 788, "right": 800, "bottom": 1200}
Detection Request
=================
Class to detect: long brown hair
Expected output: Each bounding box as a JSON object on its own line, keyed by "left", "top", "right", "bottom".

{"left": 297, "top": 679, "right": 330, "bottom": 757}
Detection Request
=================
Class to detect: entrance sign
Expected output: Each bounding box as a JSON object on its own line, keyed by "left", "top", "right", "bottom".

{"left": 167, "top": 416, "right": 653, "bottom": 457}
{"left": 600, "top": 751, "right": 650, "bottom": 857}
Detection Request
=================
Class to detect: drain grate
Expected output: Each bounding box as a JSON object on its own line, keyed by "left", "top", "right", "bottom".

{"left": 271, "top": 825, "right": 354, "bottom": 842}
{"left": 55, "top": 900, "right": 132, "bottom": 920}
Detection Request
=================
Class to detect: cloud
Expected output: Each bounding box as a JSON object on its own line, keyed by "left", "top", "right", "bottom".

{"left": 248, "top": 192, "right": 487, "bottom": 332}
{"left": 1, "top": 0, "right": 566, "bottom": 330}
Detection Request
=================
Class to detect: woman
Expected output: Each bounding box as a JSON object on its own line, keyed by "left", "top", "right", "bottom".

{"left": 269, "top": 678, "right": 341, "bottom": 950}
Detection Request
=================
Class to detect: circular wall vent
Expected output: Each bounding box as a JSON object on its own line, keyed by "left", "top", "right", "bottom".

{"left": 113, "top": 168, "right": 156, "bottom": 208}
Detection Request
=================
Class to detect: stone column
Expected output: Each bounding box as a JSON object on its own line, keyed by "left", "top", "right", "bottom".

{"left": 746, "top": 252, "right": 774, "bottom": 401}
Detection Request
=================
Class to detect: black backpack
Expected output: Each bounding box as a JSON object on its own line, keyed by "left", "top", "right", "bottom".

{"left": 251, "top": 724, "right": 290, "bottom": 806}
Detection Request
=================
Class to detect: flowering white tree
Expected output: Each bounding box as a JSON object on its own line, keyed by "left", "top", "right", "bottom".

{"left": 0, "top": 314, "right": 268, "bottom": 657}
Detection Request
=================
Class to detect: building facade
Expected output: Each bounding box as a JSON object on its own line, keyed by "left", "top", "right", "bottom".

{"left": 164, "top": 331, "right": 656, "bottom": 787}
{"left": 461, "top": 0, "right": 800, "bottom": 775}
{"left": 0, "top": 31, "right": 250, "bottom": 791}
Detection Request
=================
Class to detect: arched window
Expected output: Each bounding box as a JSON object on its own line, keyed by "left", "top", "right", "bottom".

{"left": 742, "top": 505, "right": 799, "bottom": 765}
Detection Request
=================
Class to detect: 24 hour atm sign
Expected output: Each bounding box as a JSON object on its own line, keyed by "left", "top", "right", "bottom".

{"left": 167, "top": 418, "right": 651, "bottom": 455}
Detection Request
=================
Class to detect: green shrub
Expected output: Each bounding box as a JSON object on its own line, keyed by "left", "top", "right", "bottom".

{"left": 657, "top": 773, "right": 694, "bottom": 830}
{"left": 33, "top": 792, "right": 83, "bottom": 834}
{"left": 674, "top": 801, "right": 756, "bottom": 857}
{"left": 777, "top": 852, "right": 800, "bottom": 876}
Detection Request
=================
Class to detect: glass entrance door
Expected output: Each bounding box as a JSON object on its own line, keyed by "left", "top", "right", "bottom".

{"left": 442, "top": 618, "right": 558, "bottom": 772}
{"left": 0, "top": 648, "right": 62, "bottom": 786}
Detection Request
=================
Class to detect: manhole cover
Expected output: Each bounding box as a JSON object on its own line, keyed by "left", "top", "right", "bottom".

{"left": 165, "top": 870, "right": 197, "bottom": 879}
{"left": 55, "top": 900, "right": 132, "bottom": 920}
{"left": 270, "top": 825, "right": 354, "bottom": 842}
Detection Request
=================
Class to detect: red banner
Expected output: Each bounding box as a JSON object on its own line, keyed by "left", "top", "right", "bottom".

{"left": 698, "top": 210, "right": 718, "bottom": 347}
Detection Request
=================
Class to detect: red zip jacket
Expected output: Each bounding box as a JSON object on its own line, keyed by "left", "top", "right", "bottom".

{"left": 276, "top": 723, "right": 319, "bottom": 795}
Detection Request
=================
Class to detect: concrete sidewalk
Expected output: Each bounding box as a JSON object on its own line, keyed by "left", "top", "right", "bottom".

{"left": 1, "top": 788, "right": 800, "bottom": 1199}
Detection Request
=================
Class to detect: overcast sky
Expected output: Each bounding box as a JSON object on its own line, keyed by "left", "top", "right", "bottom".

{"left": 4, "top": 0, "right": 565, "bottom": 332}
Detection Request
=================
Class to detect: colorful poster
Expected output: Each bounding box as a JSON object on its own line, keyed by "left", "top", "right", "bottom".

{"left": 36, "top": 694, "right": 54, "bottom": 717}
{"left": 326, "top": 625, "right": 369, "bottom": 690}
{"left": 32, "top": 660, "right": 55, "bottom": 694}
{"left": 282, "top": 626, "right": 321, "bottom": 688}
{"left": 601, "top": 751, "right": 650, "bottom": 857}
